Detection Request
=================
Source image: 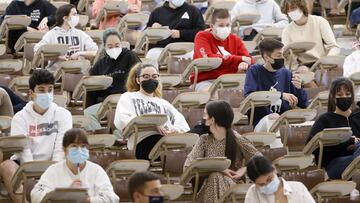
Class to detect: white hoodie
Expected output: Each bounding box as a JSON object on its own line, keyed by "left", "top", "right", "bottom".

{"left": 114, "top": 91, "right": 190, "bottom": 150}
{"left": 344, "top": 50, "right": 360, "bottom": 101}
{"left": 31, "top": 160, "right": 119, "bottom": 203}
{"left": 230, "top": 0, "right": 288, "bottom": 36}
{"left": 34, "top": 26, "right": 98, "bottom": 57}
{"left": 11, "top": 101, "right": 72, "bottom": 163}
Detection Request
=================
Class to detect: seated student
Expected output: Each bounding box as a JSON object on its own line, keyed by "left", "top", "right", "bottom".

{"left": 0, "top": 85, "right": 27, "bottom": 114}
{"left": 343, "top": 28, "right": 360, "bottom": 103}
{"left": 184, "top": 100, "right": 260, "bottom": 203}
{"left": 114, "top": 63, "right": 190, "bottom": 160}
{"left": 1, "top": 0, "right": 56, "bottom": 54}
{"left": 0, "top": 69, "right": 72, "bottom": 203}
{"left": 192, "top": 9, "right": 254, "bottom": 92}
{"left": 281, "top": 0, "right": 340, "bottom": 69}
{"left": 128, "top": 171, "right": 164, "bottom": 203}
{"left": 244, "top": 39, "right": 307, "bottom": 147}
{"left": 245, "top": 156, "right": 315, "bottom": 203}
{"left": 34, "top": 4, "right": 98, "bottom": 70}
{"left": 230, "top": 0, "right": 288, "bottom": 41}
{"left": 92, "top": 0, "right": 141, "bottom": 29}
{"left": 31, "top": 128, "right": 119, "bottom": 203}
{"left": 145, "top": 0, "right": 205, "bottom": 60}
{"left": 84, "top": 28, "right": 140, "bottom": 132}
{"left": 307, "top": 77, "right": 360, "bottom": 179}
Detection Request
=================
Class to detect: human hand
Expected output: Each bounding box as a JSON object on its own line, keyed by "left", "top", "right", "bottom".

{"left": 27, "top": 26, "right": 38, "bottom": 32}
{"left": 241, "top": 56, "right": 252, "bottom": 64}
{"left": 222, "top": 169, "right": 234, "bottom": 178}
{"left": 37, "top": 17, "right": 49, "bottom": 31}
{"left": 157, "top": 126, "right": 168, "bottom": 136}
{"left": 152, "top": 22, "right": 162, "bottom": 28}
{"left": 238, "top": 62, "right": 249, "bottom": 72}
{"left": 229, "top": 167, "right": 246, "bottom": 180}
{"left": 170, "top": 29, "right": 180, "bottom": 39}
{"left": 292, "top": 72, "right": 302, "bottom": 89}
{"left": 70, "top": 52, "right": 82, "bottom": 60}
{"left": 282, "top": 93, "right": 298, "bottom": 107}
{"left": 128, "top": 4, "right": 140, "bottom": 13}
{"left": 70, "top": 179, "right": 82, "bottom": 188}
{"left": 243, "top": 27, "right": 253, "bottom": 36}
{"left": 58, "top": 55, "right": 69, "bottom": 61}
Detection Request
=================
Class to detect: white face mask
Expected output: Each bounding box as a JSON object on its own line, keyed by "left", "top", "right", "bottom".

{"left": 170, "top": 0, "right": 185, "bottom": 8}
{"left": 288, "top": 9, "right": 303, "bottom": 21}
{"left": 106, "top": 47, "right": 122, "bottom": 59}
{"left": 68, "top": 15, "right": 79, "bottom": 28}
{"left": 215, "top": 26, "right": 231, "bottom": 41}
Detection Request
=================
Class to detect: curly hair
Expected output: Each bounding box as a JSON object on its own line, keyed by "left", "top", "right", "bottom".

{"left": 282, "top": 0, "right": 309, "bottom": 17}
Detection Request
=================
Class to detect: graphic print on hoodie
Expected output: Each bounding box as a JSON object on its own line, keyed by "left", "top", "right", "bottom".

{"left": 10, "top": 101, "right": 72, "bottom": 163}
{"left": 34, "top": 26, "right": 98, "bottom": 57}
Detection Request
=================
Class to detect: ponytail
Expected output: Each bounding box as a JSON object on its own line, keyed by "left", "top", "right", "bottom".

{"left": 225, "top": 127, "right": 239, "bottom": 168}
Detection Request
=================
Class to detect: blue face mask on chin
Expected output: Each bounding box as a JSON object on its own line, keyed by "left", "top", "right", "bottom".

{"left": 35, "top": 93, "right": 53, "bottom": 110}
{"left": 259, "top": 175, "right": 281, "bottom": 195}
{"left": 67, "top": 147, "right": 89, "bottom": 165}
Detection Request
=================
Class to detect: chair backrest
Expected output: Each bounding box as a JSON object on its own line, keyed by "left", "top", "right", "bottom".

{"left": 157, "top": 42, "right": 194, "bottom": 67}
{"left": 0, "top": 135, "right": 29, "bottom": 162}
{"left": 72, "top": 115, "right": 92, "bottom": 129}
{"left": 14, "top": 31, "right": 44, "bottom": 53}
{"left": 161, "top": 184, "right": 184, "bottom": 201}
{"left": 72, "top": 75, "right": 113, "bottom": 101}
{"left": 0, "top": 88, "right": 13, "bottom": 117}
{"left": 260, "top": 147, "right": 288, "bottom": 162}
{"left": 41, "top": 188, "right": 88, "bottom": 203}
{"left": 307, "top": 90, "right": 329, "bottom": 110}
{"left": 96, "top": 94, "right": 121, "bottom": 121}
{"left": 88, "top": 134, "right": 116, "bottom": 150}
{"left": 172, "top": 92, "right": 210, "bottom": 110}
{"left": 282, "top": 168, "right": 325, "bottom": 190}
{"left": 204, "top": 1, "right": 236, "bottom": 24}
{"left": 208, "top": 74, "right": 246, "bottom": 97}
{"left": 134, "top": 27, "right": 172, "bottom": 55}
{"left": 8, "top": 76, "right": 30, "bottom": 94}
{"left": 0, "top": 58, "right": 23, "bottom": 74}
{"left": 274, "top": 155, "right": 314, "bottom": 172}
{"left": 181, "top": 57, "right": 222, "bottom": 85}
{"left": 95, "top": 1, "right": 128, "bottom": 25}
{"left": 218, "top": 184, "right": 252, "bottom": 203}
{"left": 32, "top": 44, "right": 69, "bottom": 68}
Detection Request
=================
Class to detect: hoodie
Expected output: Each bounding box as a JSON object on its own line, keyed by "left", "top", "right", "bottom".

{"left": 114, "top": 91, "right": 190, "bottom": 150}
{"left": 344, "top": 50, "right": 360, "bottom": 102}
{"left": 34, "top": 26, "right": 98, "bottom": 57}
{"left": 147, "top": 1, "right": 205, "bottom": 48}
{"left": 88, "top": 48, "right": 140, "bottom": 103}
{"left": 230, "top": 0, "right": 288, "bottom": 36}
{"left": 10, "top": 101, "right": 72, "bottom": 163}
{"left": 2, "top": 0, "right": 57, "bottom": 53}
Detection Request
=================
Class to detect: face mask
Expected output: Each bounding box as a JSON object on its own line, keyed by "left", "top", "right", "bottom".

{"left": 336, "top": 97, "right": 352, "bottom": 111}
{"left": 149, "top": 196, "right": 164, "bottom": 203}
{"left": 106, "top": 47, "right": 122, "bottom": 60}
{"left": 260, "top": 175, "right": 281, "bottom": 195}
{"left": 141, "top": 79, "right": 159, "bottom": 94}
{"left": 269, "top": 57, "right": 285, "bottom": 70}
{"left": 68, "top": 15, "right": 79, "bottom": 28}
{"left": 35, "top": 93, "right": 53, "bottom": 110}
{"left": 288, "top": 9, "right": 303, "bottom": 21}
{"left": 201, "top": 119, "right": 211, "bottom": 134}
{"left": 67, "top": 147, "right": 89, "bottom": 165}
{"left": 215, "top": 26, "right": 231, "bottom": 41}
{"left": 170, "top": 0, "right": 185, "bottom": 8}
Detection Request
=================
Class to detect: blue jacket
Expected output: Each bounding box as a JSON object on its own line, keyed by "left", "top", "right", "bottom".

{"left": 244, "top": 64, "right": 308, "bottom": 127}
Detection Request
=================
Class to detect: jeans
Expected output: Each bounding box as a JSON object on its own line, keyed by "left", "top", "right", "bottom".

{"left": 0, "top": 85, "right": 26, "bottom": 113}
{"left": 326, "top": 142, "right": 360, "bottom": 179}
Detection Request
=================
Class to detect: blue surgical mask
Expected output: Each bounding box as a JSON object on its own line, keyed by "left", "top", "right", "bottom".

{"left": 67, "top": 147, "right": 89, "bottom": 165}
{"left": 259, "top": 175, "right": 281, "bottom": 195}
{"left": 170, "top": 0, "right": 185, "bottom": 8}
{"left": 35, "top": 93, "right": 53, "bottom": 110}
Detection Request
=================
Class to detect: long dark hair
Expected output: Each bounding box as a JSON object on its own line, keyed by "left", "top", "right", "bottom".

{"left": 55, "top": 4, "right": 75, "bottom": 26}
{"left": 206, "top": 100, "right": 238, "bottom": 166}
{"left": 246, "top": 156, "right": 274, "bottom": 182}
{"left": 328, "top": 77, "right": 355, "bottom": 112}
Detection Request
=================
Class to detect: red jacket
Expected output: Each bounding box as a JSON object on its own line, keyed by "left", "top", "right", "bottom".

{"left": 190, "top": 30, "right": 254, "bottom": 83}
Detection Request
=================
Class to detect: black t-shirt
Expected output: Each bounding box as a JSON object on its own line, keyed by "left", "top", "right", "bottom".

{"left": 88, "top": 48, "right": 140, "bottom": 103}
{"left": 307, "top": 112, "right": 359, "bottom": 168}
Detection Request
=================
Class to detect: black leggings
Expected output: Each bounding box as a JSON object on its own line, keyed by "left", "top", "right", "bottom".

{"left": 136, "top": 134, "right": 163, "bottom": 160}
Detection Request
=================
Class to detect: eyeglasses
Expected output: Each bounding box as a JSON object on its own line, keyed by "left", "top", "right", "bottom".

{"left": 140, "top": 74, "right": 160, "bottom": 79}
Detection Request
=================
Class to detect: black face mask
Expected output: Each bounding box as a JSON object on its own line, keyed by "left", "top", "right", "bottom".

{"left": 201, "top": 119, "right": 211, "bottom": 135}
{"left": 149, "top": 196, "right": 163, "bottom": 203}
{"left": 336, "top": 97, "right": 353, "bottom": 111}
{"left": 270, "top": 57, "right": 285, "bottom": 70}
{"left": 141, "top": 79, "right": 159, "bottom": 94}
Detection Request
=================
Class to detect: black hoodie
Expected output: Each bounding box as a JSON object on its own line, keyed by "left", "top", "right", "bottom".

{"left": 88, "top": 48, "right": 140, "bottom": 103}
{"left": 2, "top": 0, "right": 57, "bottom": 54}
{"left": 147, "top": 1, "right": 205, "bottom": 48}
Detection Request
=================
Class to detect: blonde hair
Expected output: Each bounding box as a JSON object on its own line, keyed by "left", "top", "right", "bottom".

{"left": 126, "top": 63, "right": 162, "bottom": 98}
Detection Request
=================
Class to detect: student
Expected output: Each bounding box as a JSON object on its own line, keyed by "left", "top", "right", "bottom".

{"left": 282, "top": 0, "right": 340, "bottom": 68}
{"left": 145, "top": 0, "right": 205, "bottom": 60}
{"left": 128, "top": 171, "right": 164, "bottom": 203}
{"left": 85, "top": 28, "right": 140, "bottom": 131}
{"left": 306, "top": 78, "right": 360, "bottom": 179}
{"left": 244, "top": 39, "right": 307, "bottom": 144}
{"left": 114, "top": 63, "right": 190, "bottom": 159}
{"left": 343, "top": 28, "right": 360, "bottom": 103}
{"left": 192, "top": 9, "right": 254, "bottom": 92}
{"left": 31, "top": 128, "right": 119, "bottom": 203}
{"left": 1, "top": 0, "right": 56, "bottom": 54}
{"left": 34, "top": 4, "right": 98, "bottom": 66}
{"left": 230, "top": 0, "right": 288, "bottom": 41}
{"left": 245, "top": 156, "right": 315, "bottom": 203}
{"left": 92, "top": 0, "right": 141, "bottom": 29}
{"left": 184, "top": 100, "right": 260, "bottom": 203}
{"left": 0, "top": 69, "right": 72, "bottom": 203}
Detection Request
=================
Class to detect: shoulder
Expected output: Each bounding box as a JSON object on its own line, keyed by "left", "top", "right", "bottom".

{"left": 54, "top": 105, "right": 72, "bottom": 117}
{"left": 246, "top": 184, "right": 258, "bottom": 196}
{"left": 86, "top": 161, "right": 105, "bottom": 172}
{"left": 46, "top": 160, "right": 65, "bottom": 172}
{"left": 247, "top": 64, "right": 262, "bottom": 74}
{"left": 197, "top": 134, "right": 212, "bottom": 144}
{"left": 195, "top": 30, "right": 211, "bottom": 38}
{"left": 39, "top": 0, "right": 53, "bottom": 6}
{"left": 184, "top": 3, "right": 200, "bottom": 12}
{"left": 119, "top": 92, "right": 136, "bottom": 101}
{"left": 7, "top": 1, "right": 21, "bottom": 9}
{"left": 285, "top": 180, "right": 307, "bottom": 191}
{"left": 150, "top": 6, "right": 165, "bottom": 14}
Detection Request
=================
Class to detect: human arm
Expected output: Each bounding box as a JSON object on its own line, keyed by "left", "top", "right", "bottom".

{"left": 70, "top": 32, "right": 98, "bottom": 60}
{"left": 33, "top": 31, "right": 52, "bottom": 53}
{"left": 244, "top": 66, "right": 258, "bottom": 97}
{"left": 30, "top": 166, "right": 56, "bottom": 203}
{"left": 290, "top": 72, "right": 308, "bottom": 108}
{"left": 52, "top": 109, "right": 72, "bottom": 161}
{"left": 178, "top": 8, "right": 205, "bottom": 42}
{"left": 89, "top": 166, "right": 119, "bottom": 203}
{"left": 113, "top": 93, "right": 137, "bottom": 131}
{"left": 92, "top": 0, "right": 105, "bottom": 18}
{"left": 10, "top": 115, "right": 33, "bottom": 162}
{"left": 166, "top": 103, "right": 190, "bottom": 133}
{"left": 343, "top": 55, "right": 355, "bottom": 78}
{"left": 299, "top": 182, "right": 316, "bottom": 202}
{"left": 319, "top": 17, "right": 340, "bottom": 56}
{"left": 272, "top": 2, "right": 289, "bottom": 28}
{"left": 183, "top": 136, "right": 205, "bottom": 169}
